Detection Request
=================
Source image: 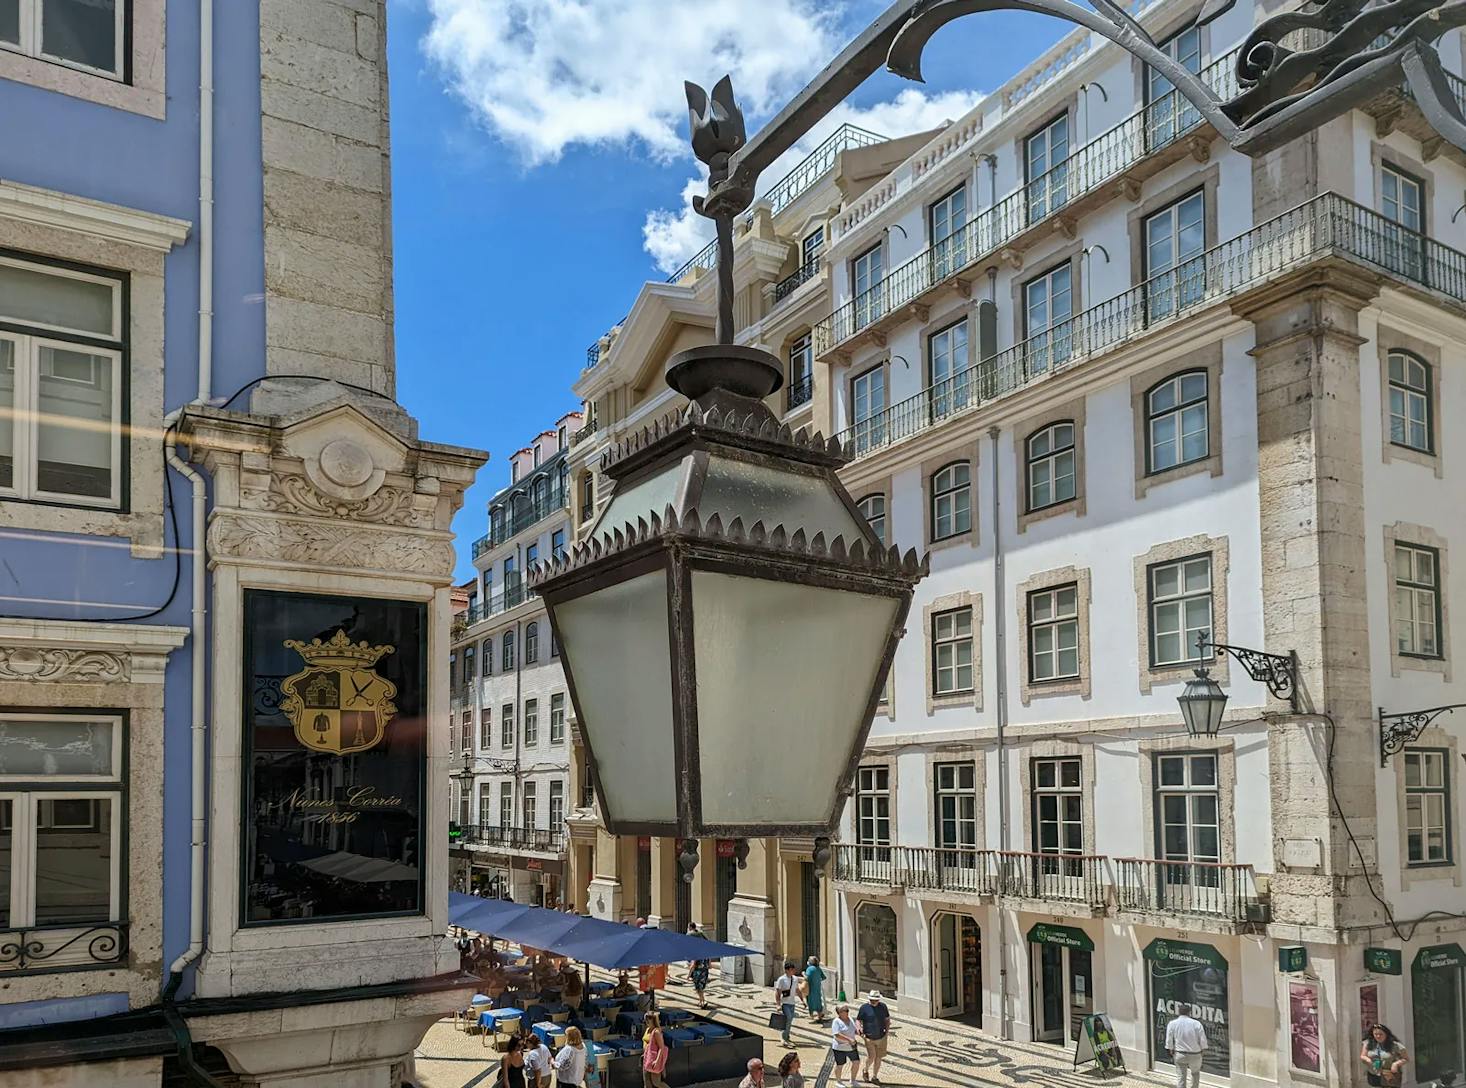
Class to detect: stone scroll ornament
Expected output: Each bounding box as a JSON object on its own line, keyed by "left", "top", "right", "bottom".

{"left": 686, "top": 0, "right": 1466, "bottom": 283}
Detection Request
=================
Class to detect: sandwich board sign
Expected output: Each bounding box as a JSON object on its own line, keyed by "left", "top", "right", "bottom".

{"left": 1074, "top": 1012, "right": 1126, "bottom": 1073}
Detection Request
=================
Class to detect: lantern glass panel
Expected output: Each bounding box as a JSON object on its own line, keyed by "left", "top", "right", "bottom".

{"left": 595, "top": 463, "right": 687, "bottom": 539}
{"left": 697, "top": 455, "right": 866, "bottom": 542}
{"left": 690, "top": 569, "right": 899, "bottom": 826}
{"left": 555, "top": 569, "right": 677, "bottom": 823}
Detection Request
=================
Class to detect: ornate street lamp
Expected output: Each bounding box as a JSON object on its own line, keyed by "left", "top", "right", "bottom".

{"left": 1176, "top": 634, "right": 1300, "bottom": 737}
{"left": 1178, "top": 666, "right": 1229, "bottom": 738}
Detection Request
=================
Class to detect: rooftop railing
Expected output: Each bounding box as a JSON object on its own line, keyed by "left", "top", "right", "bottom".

{"left": 763, "top": 124, "right": 885, "bottom": 217}
{"left": 835, "top": 192, "right": 1466, "bottom": 457}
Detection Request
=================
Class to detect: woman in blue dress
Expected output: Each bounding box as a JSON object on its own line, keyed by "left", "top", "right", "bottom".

{"left": 803, "top": 956, "right": 827, "bottom": 1022}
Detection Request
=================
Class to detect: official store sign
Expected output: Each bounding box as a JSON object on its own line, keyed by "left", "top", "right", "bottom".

{"left": 243, "top": 590, "right": 426, "bottom": 925}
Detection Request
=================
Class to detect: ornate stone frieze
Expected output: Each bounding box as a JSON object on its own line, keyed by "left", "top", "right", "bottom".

{"left": 256, "top": 473, "right": 430, "bottom": 528}
{"left": 0, "top": 646, "right": 128, "bottom": 682}
{"left": 207, "top": 513, "right": 456, "bottom": 576}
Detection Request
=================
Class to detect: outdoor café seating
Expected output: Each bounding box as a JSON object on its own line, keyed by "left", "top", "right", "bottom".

{"left": 662, "top": 1027, "right": 702, "bottom": 1048}
{"left": 579, "top": 1016, "right": 611, "bottom": 1041}
{"left": 531, "top": 1021, "right": 567, "bottom": 1049}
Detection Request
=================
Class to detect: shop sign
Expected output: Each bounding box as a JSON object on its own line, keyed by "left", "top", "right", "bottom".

{"left": 242, "top": 590, "right": 426, "bottom": 925}
{"left": 1364, "top": 947, "right": 1402, "bottom": 975}
{"left": 716, "top": 839, "right": 736, "bottom": 858}
{"left": 1416, "top": 944, "right": 1466, "bottom": 971}
{"left": 1278, "top": 945, "right": 1308, "bottom": 973}
{"left": 1073, "top": 1013, "right": 1125, "bottom": 1072}
{"left": 638, "top": 836, "right": 651, "bottom": 852}
{"left": 1145, "top": 938, "right": 1230, "bottom": 1079}
{"left": 527, "top": 859, "right": 543, "bottom": 871}
{"left": 1412, "top": 944, "right": 1466, "bottom": 1082}
{"left": 1027, "top": 923, "right": 1094, "bottom": 951}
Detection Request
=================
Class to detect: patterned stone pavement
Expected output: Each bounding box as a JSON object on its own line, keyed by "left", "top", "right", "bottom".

{"left": 411, "top": 963, "right": 1161, "bottom": 1088}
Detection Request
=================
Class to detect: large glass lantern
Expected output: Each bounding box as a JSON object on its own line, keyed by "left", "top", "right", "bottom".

{"left": 531, "top": 346, "right": 926, "bottom": 870}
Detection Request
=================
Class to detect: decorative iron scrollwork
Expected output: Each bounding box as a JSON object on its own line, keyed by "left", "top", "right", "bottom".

{"left": 0, "top": 923, "right": 128, "bottom": 973}
{"left": 1379, "top": 704, "right": 1466, "bottom": 765}
{"left": 1198, "top": 636, "right": 1301, "bottom": 711}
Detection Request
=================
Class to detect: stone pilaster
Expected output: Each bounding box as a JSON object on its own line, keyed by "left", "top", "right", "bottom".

{"left": 647, "top": 836, "right": 679, "bottom": 930}
{"left": 723, "top": 839, "right": 782, "bottom": 985}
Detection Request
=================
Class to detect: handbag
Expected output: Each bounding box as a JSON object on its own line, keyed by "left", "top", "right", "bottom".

{"left": 769, "top": 1010, "right": 788, "bottom": 1031}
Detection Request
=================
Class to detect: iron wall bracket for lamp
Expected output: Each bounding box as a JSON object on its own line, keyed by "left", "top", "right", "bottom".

{"left": 1379, "top": 704, "right": 1466, "bottom": 766}
{"left": 1198, "top": 635, "right": 1300, "bottom": 712}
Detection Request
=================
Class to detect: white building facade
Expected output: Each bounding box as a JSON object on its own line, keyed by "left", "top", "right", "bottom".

{"left": 450, "top": 416, "right": 581, "bottom": 906}
{"left": 801, "top": 5, "right": 1466, "bottom": 1087}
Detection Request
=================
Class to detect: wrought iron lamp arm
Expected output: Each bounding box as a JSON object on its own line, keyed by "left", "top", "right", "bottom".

{"left": 1379, "top": 704, "right": 1466, "bottom": 766}
{"left": 1196, "top": 635, "right": 1300, "bottom": 711}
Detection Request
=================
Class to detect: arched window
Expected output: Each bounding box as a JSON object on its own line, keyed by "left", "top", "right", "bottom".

{"left": 534, "top": 476, "right": 549, "bottom": 510}
{"left": 525, "top": 621, "right": 539, "bottom": 664}
{"left": 482, "top": 637, "right": 492, "bottom": 676}
{"left": 1145, "top": 370, "right": 1208, "bottom": 473}
{"left": 857, "top": 494, "right": 886, "bottom": 545}
{"left": 1387, "top": 350, "right": 1433, "bottom": 453}
{"left": 1026, "top": 422, "right": 1076, "bottom": 512}
{"left": 929, "top": 462, "right": 971, "bottom": 541}
{"left": 855, "top": 902, "right": 898, "bottom": 997}
{"left": 502, "top": 630, "right": 516, "bottom": 672}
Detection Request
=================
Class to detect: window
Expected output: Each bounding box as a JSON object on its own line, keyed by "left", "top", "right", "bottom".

{"left": 550, "top": 626, "right": 559, "bottom": 659}
{"left": 479, "top": 707, "right": 492, "bottom": 750}
{"left": 501, "top": 703, "right": 514, "bottom": 749}
{"left": 552, "top": 528, "right": 567, "bottom": 561}
{"left": 857, "top": 493, "right": 886, "bottom": 546}
{"left": 928, "top": 319, "right": 970, "bottom": 418}
{"left": 510, "top": 462, "right": 518, "bottom": 483}
{"left": 1405, "top": 749, "right": 1452, "bottom": 865}
{"left": 1025, "top": 114, "right": 1069, "bottom": 222}
{"left": 787, "top": 332, "right": 813, "bottom": 409}
{"left": 557, "top": 425, "right": 566, "bottom": 450}
{"left": 549, "top": 781, "right": 565, "bottom": 831}
{"left": 478, "top": 783, "right": 492, "bottom": 826}
{"left": 459, "top": 711, "right": 471, "bottom": 751}
{"left": 1395, "top": 543, "right": 1442, "bottom": 658}
{"left": 463, "top": 646, "right": 476, "bottom": 684}
{"left": 853, "top": 244, "right": 884, "bottom": 329}
{"left": 802, "top": 228, "right": 824, "bottom": 270}
{"left": 533, "top": 445, "right": 542, "bottom": 468}
{"left": 449, "top": 652, "right": 457, "bottom": 691}
{"left": 524, "top": 698, "right": 538, "bottom": 746}
{"left": 1145, "top": 25, "right": 1202, "bottom": 148}
{"left": 1024, "top": 263, "right": 1072, "bottom": 373}
{"left": 525, "top": 621, "right": 539, "bottom": 664}
{"left": 1388, "top": 351, "right": 1433, "bottom": 454}
{"left": 931, "top": 606, "right": 975, "bottom": 696}
{"left": 481, "top": 637, "right": 492, "bottom": 677}
{"left": 930, "top": 185, "right": 968, "bottom": 278}
{"left": 850, "top": 366, "right": 886, "bottom": 454}
{"left": 526, "top": 545, "right": 539, "bottom": 572}
{"left": 0, "top": 0, "right": 124, "bottom": 77}
{"left": 1149, "top": 555, "right": 1212, "bottom": 666}
{"left": 929, "top": 462, "right": 971, "bottom": 542}
{"left": 1381, "top": 165, "right": 1425, "bottom": 280}
{"left": 1026, "top": 422, "right": 1076, "bottom": 512}
{"left": 502, "top": 629, "right": 516, "bottom": 671}
{"left": 1146, "top": 370, "right": 1209, "bottom": 473}
{"left": 1031, "top": 757, "right": 1083, "bottom": 861}
{"left": 1155, "top": 753, "right": 1220, "bottom": 868}
{"left": 549, "top": 693, "right": 566, "bottom": 744}
{"left": 0, "top": 713, "right": 123, "bottom": 948}
{"left": 854, "top": 902, "right": 898, "bottom": 997}
{"left": 499, "top": 783, "right": 513, "bottom": 830}
{"left": 522, "top": 781, "right": 537, "bottom": 829}
{"left": 856, "top": 766, "right": 891, "bottom": 851}
{"left": 934, "top": 762, "right": 977, "bottom": 851}
{"left": 0, "top": 255, "right": 125, "bottom": 507}
{"left": 1029, "top": 584, "right": 1080, "bottom": 682}
{"left": 580, "top": 475, "right": 594, "bottom": 524}
{"left": 1144, "top": 191, "right": 1205, "bottom": 320}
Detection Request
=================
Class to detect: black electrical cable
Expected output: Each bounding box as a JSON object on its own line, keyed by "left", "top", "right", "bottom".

{"left": 0, "top": 374, "right": 395, "bottom": 624}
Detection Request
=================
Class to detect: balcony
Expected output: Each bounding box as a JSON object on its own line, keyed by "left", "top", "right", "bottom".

{"left": 786, "top": 372, "right": 813, "bottom": 411}
{"left": 813, "top": 50, "right": 1241, "bottom": 356}
{"left": 773, "top": 258, "right": 821, "bottom": 306}
{"left": 472, "top": 484, "right": 569, "bottom": 558}
{"left": 462, "top": 579, "right": 530, "bottom": 627}
{"left": 836, "top": 192, "right": 1466, "bottom": 458}
{"left": 996, "top": 851, "right": 1107, "bottom": 909}
{"left": 1116, "top": 858, "right": 1262, "bottom": 925}
{"left": 453, "top": 824, "right": 567, "bottom": 855}
{"left": 0, "top": 922, "right": 128, "bottom": 975}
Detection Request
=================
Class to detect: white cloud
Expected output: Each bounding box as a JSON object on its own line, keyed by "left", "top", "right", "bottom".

{"left": 423, "top": 0, "right": 840, "bottom": 166}
{"left": 641, "top": 87, "right": 986, "bottom": 274}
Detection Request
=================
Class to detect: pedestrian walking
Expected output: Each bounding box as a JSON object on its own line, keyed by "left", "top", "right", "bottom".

{"left": 554, "top": 1026, "right": 589, "bottom": 1088}
{"left": 688, "top": 924, "right": 711, "bottom": 1009}
{"left": 803, "top": 957, "right": 827, "bottom": 1022}
{"left": 855, "top": 991, "right": 890, "bottom": 1084}
{"left": 642, "top": 1012, "right": 671, "bottom": 1088}
{"left": 739, "top": 1058, "right": 766, "bottom": 1088}
{"left": 777, "top": 1052, "right": 804, "bottom": 1088}
{"left": 523, "top": 1029, "right": 552, "bottom": 1088}
{"left": 1164, "top": 1004, "right": 1208, "bottom": 1088}
{"left": 772, "top": 960, "right": 801, "bottom": 1047}
{"left": 1360, "top": 1023, "right": 1409, "bottom": 1086}
{"left": 830, "top": 1003, "right": 859, "bottom": 1088}
{"left": 498, "top": 1035, "right": 528, "bottom": 1088}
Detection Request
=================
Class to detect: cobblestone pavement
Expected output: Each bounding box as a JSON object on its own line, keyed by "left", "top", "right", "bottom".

{"left": 412, "top": 964, "right": 1162, "bottom": 1088}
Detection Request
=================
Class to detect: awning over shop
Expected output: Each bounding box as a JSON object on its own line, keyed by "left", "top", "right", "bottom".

{"left": 1026, "top": 923, "right": 1094, "bottom": 951}
{"left": 1143, "top": 938, "right": 1228, "bottom": 970}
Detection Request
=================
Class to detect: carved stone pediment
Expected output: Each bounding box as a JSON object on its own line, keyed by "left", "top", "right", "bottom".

{"left": 0, "top": 619, "right": 189, "bottom": 686}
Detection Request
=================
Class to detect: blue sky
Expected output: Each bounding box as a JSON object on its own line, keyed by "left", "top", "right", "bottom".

{"left": 386, "top": 1, "right": 1071, "bottom": 580}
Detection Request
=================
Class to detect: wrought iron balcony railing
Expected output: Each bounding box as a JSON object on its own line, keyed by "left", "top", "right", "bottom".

{"left": 1115, "top": 858, "right": 1259, "bottom": 922}
{"left": 453, "top": 824, "right": 567, "bottom": 853}
{"left": 472, "top": 484, "right": 570, "bottom": 558}
{"left": 786, "top": 372, "right": 814, "bottom": 411}
{"left": 836, "top": 192, "right": 1466, "bottom": 457}
{"left": 996, "top": 850, "right": 1108, "bottom": 906}
{"left": 764, "top": 124, "right": 885, "bottom": 217}
{"left": 462, "top": 579, "right": 530, "bottom": 626}
{"left": 773, "top": 258, "right": 821, "bottom": 305}
{"left": 0, "top": 922, "right": 128, "bottom": 975}
{"left": 832, "top": 844, "right": 1104, "bottom": 905}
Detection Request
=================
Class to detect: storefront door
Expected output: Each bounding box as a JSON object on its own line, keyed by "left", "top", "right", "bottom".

{"left": 1037, "top": 944, "right": 1065, "bottom": 1041}
{"left": 933, "top": 913, "right": 981, "bottom": 1022}
{"left": 800, "top": 862, "right": 821, "bottom": 962}
{"left": 1028, "top": 924, "right": 1095, "bottom": 1044}
{"left": 1413, "top": 944, "right": 1466, "bottom": 1082}
{"left": 1144, "top": 938, "right": 1230, "bottom": 1078}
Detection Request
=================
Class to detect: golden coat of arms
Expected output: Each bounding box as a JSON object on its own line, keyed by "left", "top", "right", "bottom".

{"left": 280, "top": 630, "right": 398, "bottom": 755}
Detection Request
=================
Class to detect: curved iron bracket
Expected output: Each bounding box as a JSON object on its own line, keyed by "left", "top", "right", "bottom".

{"left": 1379, "top": 704, "right": 1466, "bottom": 765}
{"left": 1198, "top": 636, "right": 1300, "bottom": 711}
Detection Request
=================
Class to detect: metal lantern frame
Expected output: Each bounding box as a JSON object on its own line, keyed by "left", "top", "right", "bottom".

{"left": 531, "top": 369, "right": 926, "bottom": 848}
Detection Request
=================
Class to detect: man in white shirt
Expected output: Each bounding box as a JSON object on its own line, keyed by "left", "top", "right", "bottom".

{"left": 1164, "top": 1005, "right": 1208, "bottom": 1088}
{"left": 772, "top": 961, "right": 800, "bottom": 1047}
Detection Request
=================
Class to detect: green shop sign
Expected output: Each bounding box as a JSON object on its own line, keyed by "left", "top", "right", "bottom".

{"left": 1278, "top": 946, "right": 1308, "bottom": 973}
{"left": 1364, "top": 947, "right": 1402, "bottom": 975}
{"left": 1144, "top": 938, "right": 1228, "bottom": 970}
{"left": 1412, "top": 944, "right": 1466, "bottom": 1083}
{"left": 1027, "top": 923, "right": 1095, "bottom": 951}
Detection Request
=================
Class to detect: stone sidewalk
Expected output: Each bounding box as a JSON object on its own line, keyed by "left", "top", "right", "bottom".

{"left": 411, "top": 963, "right": 1163, "bottom": 1088}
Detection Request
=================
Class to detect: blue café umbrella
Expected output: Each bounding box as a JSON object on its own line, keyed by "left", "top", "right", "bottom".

{"left": 449, "top": 890, "right": 534, "bottom": 935}
{"left": 549, "top": 923, "right": 755, "bottom": 970}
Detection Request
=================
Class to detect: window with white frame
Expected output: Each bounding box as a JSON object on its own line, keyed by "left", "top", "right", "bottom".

{"left": 502, "top": 629, "right": 516, "bottom": 671}
{"left": 928, "top": 318, "right": 970, "bottom": 416}
{"left": 463, "top": 645, "right": 476, "bottom": 685}
{"left": 931, "top": 606, "right": 975, "bottom": 696}
{"left": 525, "top": 621, "right": 539, "bottom": 664}
{"left": 930, "top": 462, "right": 971, "bottom": 542}
{"left": 523, "top": 698, "right": 538, "bottom": 747}
{"left": 552, "top": 528, "right": 567, "bottom": 561}
{"left": 1149, "top": 554, "right": 1212, "bottom": 666}
{"left": 1145, "top": 25, "right": 1202, "bottom": 146}
{"left": 0, "top": 0, "right": 125, "bottom": 78}
{"left": 1031, "top": 757, "right": 1083, "bottom": 863}
{"left": 1029, "top": 584, "right": 1080, "bottom": 682}
{"left": 498, "top": 783, "right": 513, "bottom": 830}
{"left": 1024, "top": 263, "right": 1073, "bottom": 372}
{"left": 1025, "top": 113, "right": 1069, "bottom": 221}
{"left": 0, "top": 255, "right": 125, "bottom": 508}
{"left": 788, "top": 332, "right": 813, "bottom": 408}
{"left": 549, "top": 693, "right": 566, "bottom": 744}
{"left": 850, "top": 366, "right": 886, "bottom": 453}
{"left": 856, "top": 766, "right": 890, "bottom": 851}
{"left": 477, "top": 783, "right": 492, "bottom": 826}
{"left": 934, "top": 761, "right": 977, "bottom": 851}
{"left": 479, "top": 706, "right": 492, "bottom": 750}
{"left": 549, "top": 780, "right": 565, "bottom": 832}
{"left": 1388, "top": 351, "right": 1433, "bottom": 454}
{"left": 0, "top": 713, "right": 123, "bottom": 951}
{"left": 501, "top": 703, "right": 515, "bottom": 749}
{"left": 459, "top": 711, "right": 471, "bottom": 751}
{"left": 1382, "top": 164, "right": 1424, "bottom": 231}
{"left": 521, "top": 781, "right": 536, "bottom": 829}
{"left": 930, "top": 184, "right": 968, "bottom": 276}
{"left": 857, "top": 493, "right": 886, "bottom": 546}
{"left": 1145, "top": 370, "right": 1209, "bottom": 474}
{"left": 1395, "top": 543, "right": 1442, "bottom": 658}
{"left": 481, "top": 637, "right": 492, "bottom": 677}
{"left": 1404, "top": 749, "right": 1452, "bottom": 866}
{"left": 1144, "top": 191, "right": 1205, "bottom": 320}
{"left": 853, "top": 244, "right": 884, "bottom": 329}
{"left": 1155, "top": 753, "right": 1220, "bottom": 873}
{"left": 1026, "top": 422, "right": 1076, "bottom": 511}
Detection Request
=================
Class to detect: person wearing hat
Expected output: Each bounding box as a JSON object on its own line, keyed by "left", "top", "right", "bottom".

{"left": 856, "top": 990, "right": 891, "bottom": 1084}
{"left": 829, "top": 1003, "right": 859, "bottom": 1088}
{"left": 772, "top": 960, "right": 801, "bottom": 1047}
